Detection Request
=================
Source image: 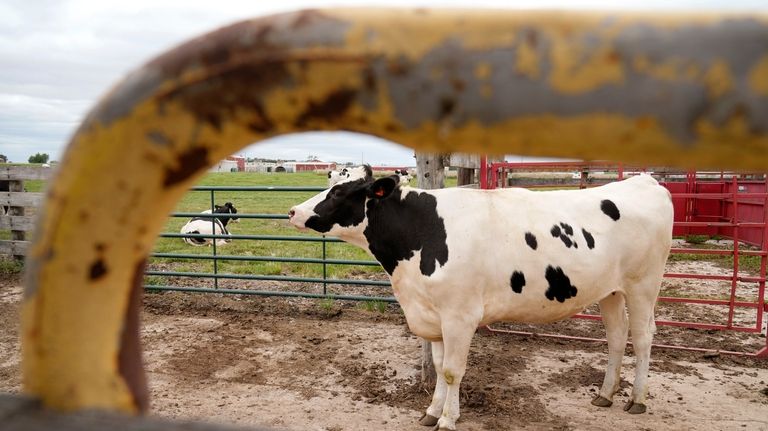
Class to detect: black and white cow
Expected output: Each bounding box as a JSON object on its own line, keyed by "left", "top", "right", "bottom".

{"left": 394, "top": 169, "right": 413, "bottom": 185}
{"left": 327, "top": 166, "right": 369, "bottom": 187}
{"left": 180, "top": 202, "right": 239, "bottom": 246}
{"left": 289, "top": 166, "right": 673, "bottom": 430}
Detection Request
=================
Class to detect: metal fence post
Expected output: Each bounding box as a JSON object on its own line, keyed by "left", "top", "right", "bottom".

{"left": 322, "top": 236, "right": 328, "bottom": 296}
{"left": 210, "top": 190, "right": 219, "bottom": 290}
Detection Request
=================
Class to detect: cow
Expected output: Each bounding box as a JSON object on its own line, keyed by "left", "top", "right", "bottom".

{"left": 180, "top": 202, "right": 239, "bottom": 246}
{"left": 288, "top": 166, "right": 673, "bottom": 430}
{"left": 394, "top": 169, "right": 412, "bottom": 185}
{"left": 327, "top": 166, "right": 370, "bottom": 187}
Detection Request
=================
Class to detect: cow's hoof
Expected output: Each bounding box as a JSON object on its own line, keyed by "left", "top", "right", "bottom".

{"left": 623, "top": 400, "right": 647, "bottom": 414}
{"left": 591, "top": 395, "right": 613, "bottom": 407}
{"left": 419, "top": 414, "right": 439, "bottom": 426}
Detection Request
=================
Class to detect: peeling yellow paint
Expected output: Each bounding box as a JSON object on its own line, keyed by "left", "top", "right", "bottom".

{"left": 23, "top": 8, "right": 768, "bottom": 415}
{"left": 704, "top": 60, "right": 733, "bottom": 98}
{"left": 515, "top": 39, "right": 540, "bottom": 79}
{"left": 748, "top": 55, "right": 768, "bottom": 96}
{"left": 633, "top": 56, "right": 683, "bottom": 82}
{"left": 549, "top": 42, "right": 625, "bottom": 94}
{"left": 475, "top": 62, "right": 492, "bottom": 80}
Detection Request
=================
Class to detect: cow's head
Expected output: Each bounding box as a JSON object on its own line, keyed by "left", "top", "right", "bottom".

{"left": 394, "top": 169, "right": 412, "bottom": 185}
{"left": 289, "top": 165, "right": 399, "bottom": 237}
{"left": 214, "top": 201, "right": 239, "bottom": 224}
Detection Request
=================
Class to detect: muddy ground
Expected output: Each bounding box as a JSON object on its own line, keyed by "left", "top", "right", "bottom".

{"left": 1, "top": 268, "right": 767, "bottom": 431}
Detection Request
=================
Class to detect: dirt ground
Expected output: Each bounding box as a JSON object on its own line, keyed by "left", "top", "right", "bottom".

{"left": 1, "top": 270, "right": 768, "bottom": 431}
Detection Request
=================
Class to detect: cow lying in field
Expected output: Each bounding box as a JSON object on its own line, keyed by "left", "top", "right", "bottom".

{"left": 289, "top": 165, "right": 673, "bottom": 430}
{"left": 180, "top": 202, "right": 239, "bottom": 246}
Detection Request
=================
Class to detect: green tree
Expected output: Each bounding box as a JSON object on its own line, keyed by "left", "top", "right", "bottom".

{"left": 28, "top": 153, "right": 49, "bottom": 164}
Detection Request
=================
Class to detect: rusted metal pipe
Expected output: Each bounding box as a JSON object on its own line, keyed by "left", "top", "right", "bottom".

{"left": 21, "top": 8, "right": 768, "bottom": 413}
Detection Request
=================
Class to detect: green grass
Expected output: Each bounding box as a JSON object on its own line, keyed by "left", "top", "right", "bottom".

{"left": 358, "top": 299, "right": 390, "bottom": 313}
{"left": 0, "top": 257, "right": 24, "bottom": 275}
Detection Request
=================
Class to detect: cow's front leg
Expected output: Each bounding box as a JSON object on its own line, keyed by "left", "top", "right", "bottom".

{"left": 419, "top": 341, "right": 445, "bottom": 427}
{"left": 435, "top": 321, "right": 476, "bottom": 431}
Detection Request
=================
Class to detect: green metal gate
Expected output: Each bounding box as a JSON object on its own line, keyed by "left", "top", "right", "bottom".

{"left": 144, "top": 185, "right": 396, "bottom": 302}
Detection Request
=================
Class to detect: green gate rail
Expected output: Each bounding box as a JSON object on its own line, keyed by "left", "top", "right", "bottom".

{"left": 147, "top": 185, "right": 396, "bottom": 302}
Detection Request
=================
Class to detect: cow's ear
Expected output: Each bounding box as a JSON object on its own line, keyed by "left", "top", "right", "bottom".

{"left": 367, "top": 176, "right": 398, "bottom": 199}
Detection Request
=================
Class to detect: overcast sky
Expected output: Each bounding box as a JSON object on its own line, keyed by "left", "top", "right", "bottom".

{"left": 2, "top": 0, "right": 766, "bottom": 165}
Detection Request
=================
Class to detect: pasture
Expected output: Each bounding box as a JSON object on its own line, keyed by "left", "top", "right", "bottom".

{"left": 1, "top": 171, "right": 767, "bottom": 430}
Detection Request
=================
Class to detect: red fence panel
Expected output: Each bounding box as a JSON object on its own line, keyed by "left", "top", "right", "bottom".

{"left": 481, "top": 161, "right": 767, "bottom": 357}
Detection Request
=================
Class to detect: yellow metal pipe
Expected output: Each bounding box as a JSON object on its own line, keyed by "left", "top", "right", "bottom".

{"left": 21, "top": 8, "right": 768, "bottom": 413}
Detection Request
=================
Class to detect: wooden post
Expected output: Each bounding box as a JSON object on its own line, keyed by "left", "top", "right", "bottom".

{"left": 8, "top": 179, "right": 24, "bottom": 261}
{"left": 457, "top": 168, "right": 474, "bottom": 186}
{"left": 414, "top": 152, "right": 448, "bottom": 389}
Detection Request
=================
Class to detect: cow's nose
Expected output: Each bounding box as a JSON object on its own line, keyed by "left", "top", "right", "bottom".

{"left": 288, "top": 209, "right": 296, "bottom": 218}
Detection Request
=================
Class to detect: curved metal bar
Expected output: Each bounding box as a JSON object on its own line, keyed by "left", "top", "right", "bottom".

{"left": 21, "top": 8, "right": 768, "bottom": 413}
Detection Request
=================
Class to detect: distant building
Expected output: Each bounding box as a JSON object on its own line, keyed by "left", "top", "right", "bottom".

{"left": 370, "top": 166, "right": 414, "bottom": 173}
{"left": 209, "top": 159, "right": 239, "bottom": 172}
{"left": 227, "top": 156, "right": 245, "bottom": 171}
{"left": 284, "top": 160, "right": 337, "bottom": 172}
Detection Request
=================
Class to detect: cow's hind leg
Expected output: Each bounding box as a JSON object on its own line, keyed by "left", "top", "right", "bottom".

{"left": 592, "top": 291, "right": 628, "bottom": 408}
{"left": 624, "top": 275, "right": 663, "bottom": 414}
{"left": 420, "top": 341, "right": 445, "bottom": 427}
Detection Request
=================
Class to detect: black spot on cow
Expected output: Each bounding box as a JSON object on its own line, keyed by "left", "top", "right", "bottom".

{"left": 364, "top": 178, "right": 449, "bottom": 276}
{"left": 186, "top": 231, "right": 207, "bottom": 245}
{"left": 550, "top": 225, "right": 561, "bottom": 237}
{"left": 559, "top": 234, "right": 572, "bottom": 248}
{"left": 89, "top": 259, "right": 108, "bottom": 280}
{"left": 525, "top": 232, "right": 538, "bottom": 250}
{"left": 601, "top": 200, "right": 621, "bottom": 221}
{"left": 510, "top": 271, "right": 526, "bottom": 293}
{"left": 559, "top": 222, "right": 573, "bottom": 236}
{"left": 582, "top": 229, "right": 595, "bottom": 249}
{"left": 305, "top": 178, "right": 370, "bottom": 233}
{"left": 544, "top": 265, "right": 578, "bottom": 302}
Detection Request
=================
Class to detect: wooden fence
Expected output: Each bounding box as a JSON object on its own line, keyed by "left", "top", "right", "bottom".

{"left": 0, "top": 165, "right": 51, "bottom": 258}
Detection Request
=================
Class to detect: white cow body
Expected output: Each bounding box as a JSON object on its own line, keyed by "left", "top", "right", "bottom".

{"left": 180, "top": 202, "right": 239, "bottom": 246}
{"left": 289, "top": 170, "right": 673, "bottom": 430}
{"left": 390, "top": 178, "right": 671, "bottom": 337}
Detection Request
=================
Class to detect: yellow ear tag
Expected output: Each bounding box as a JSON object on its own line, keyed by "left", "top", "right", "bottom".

{"left": 375, "top": 188, "right": 385, "bottom": 197}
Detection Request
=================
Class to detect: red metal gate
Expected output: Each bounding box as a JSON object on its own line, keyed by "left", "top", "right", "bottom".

{"left": 480, "top": 159, "right": 768, "bottom": 357}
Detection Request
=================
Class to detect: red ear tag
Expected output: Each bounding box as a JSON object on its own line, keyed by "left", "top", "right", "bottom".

{"left": 375, "top": 188, "right": 385, "bottom": 197}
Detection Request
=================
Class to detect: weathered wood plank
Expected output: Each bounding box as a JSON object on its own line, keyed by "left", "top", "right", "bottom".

{"left": 0, "top": 192, "right": 44, "bottom": 207}
{"left": 0, "top": 240, "right": 29, "bottom": 256}
{"left": 0, "top": 165, "right": 53, "bottom": 181}
{"left": 0, "top": 393, "right": 275, "bottom": 431}
{"left": 0, "top": 215, "right": 36, "bottom": 231}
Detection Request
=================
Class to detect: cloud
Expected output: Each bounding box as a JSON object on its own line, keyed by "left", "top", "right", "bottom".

{"left": 2, "top": 0, "right": 765, "bottom": 164}
{"left": 244, "top": 132, "right": 416, "bottom": 166}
